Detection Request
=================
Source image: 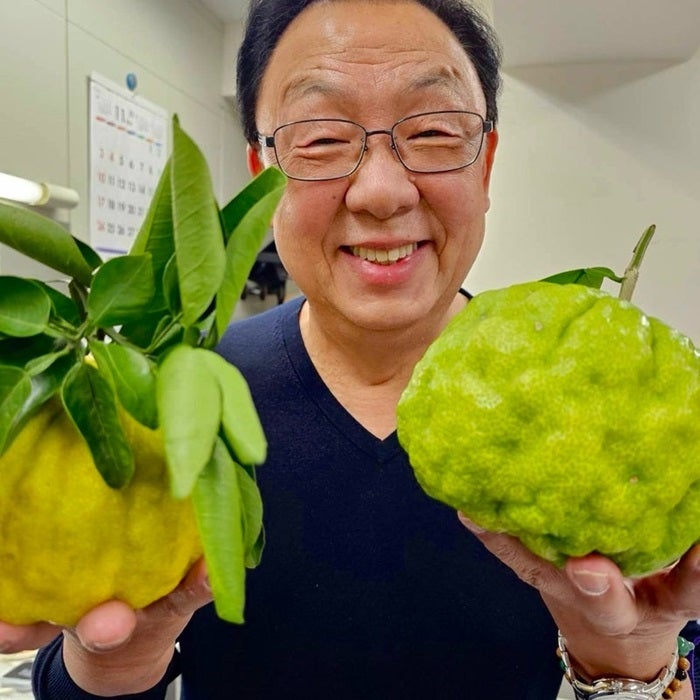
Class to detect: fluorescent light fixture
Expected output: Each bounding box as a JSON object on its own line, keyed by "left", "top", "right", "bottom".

{"left": 0, "top": 172, "right": 79, "bottom": 209}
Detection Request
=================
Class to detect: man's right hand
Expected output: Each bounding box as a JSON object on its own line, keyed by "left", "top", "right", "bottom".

{"left": 63, "top": 557, "right": 211, "bottom": 695}
{"left": 5, "top": 558, "right": 212, "bottom": 696}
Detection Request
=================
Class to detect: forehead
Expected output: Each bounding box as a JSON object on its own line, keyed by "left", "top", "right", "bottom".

{"left": 256, "top": 0, "right": 486, "bottom": 123}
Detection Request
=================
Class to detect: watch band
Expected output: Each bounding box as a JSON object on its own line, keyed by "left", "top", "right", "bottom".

{"left": 557, "top": 632, "right": 680, "bottom": 700}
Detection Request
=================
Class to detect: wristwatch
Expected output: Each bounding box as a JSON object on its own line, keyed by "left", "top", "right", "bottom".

{"left": 557, "top": 632, "right": 680, "bottom": 700}
{"left": 568, "top": 678, "right": 675, "bottom": 700}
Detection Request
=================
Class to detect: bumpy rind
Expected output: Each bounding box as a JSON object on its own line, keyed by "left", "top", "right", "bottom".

{"left": 0, "top": 398, "right": 202, "bottom": 626}
{"left": 397, "top": 282, "right": 700, "bottom": 576}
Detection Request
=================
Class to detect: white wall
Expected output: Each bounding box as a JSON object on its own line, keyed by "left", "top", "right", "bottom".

{"left": 0, "top": 0, "right": 250, "bottom": 277}
{"left": 2, "top": 1, "right": 699, "bottom": 341}
{"left": 470, "top": 51, "right": 700, "bottom": 342}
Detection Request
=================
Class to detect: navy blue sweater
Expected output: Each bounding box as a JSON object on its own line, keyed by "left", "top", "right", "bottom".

{"left": 35, "top": 296, "right": 566, "bottom": 698}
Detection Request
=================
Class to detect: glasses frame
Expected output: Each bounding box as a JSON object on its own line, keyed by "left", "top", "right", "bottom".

{"left": 256, "top": 110, "right": 494, "bottom": 182}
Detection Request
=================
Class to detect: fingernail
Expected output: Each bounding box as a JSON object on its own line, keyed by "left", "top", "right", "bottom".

{"left": 84, "top": 633, "right": 132, "bottom": 652}
{"left": 571, "top": 570, "right": 610, "bottom": 596}
{"left": 457, "top": 512, "right": 486, "bottom": 534}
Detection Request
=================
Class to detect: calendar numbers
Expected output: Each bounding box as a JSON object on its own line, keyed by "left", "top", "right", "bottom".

{"left": 89, "top": 74, "right": 168, "bottom": 258}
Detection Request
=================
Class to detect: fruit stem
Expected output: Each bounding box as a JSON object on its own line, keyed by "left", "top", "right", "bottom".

{"left": 618, "top": 224, "right": 657, "bottom": 302}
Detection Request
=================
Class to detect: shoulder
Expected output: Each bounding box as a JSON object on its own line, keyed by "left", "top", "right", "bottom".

{"left": 216, "top": 296, "right": 304, "bottom": 369}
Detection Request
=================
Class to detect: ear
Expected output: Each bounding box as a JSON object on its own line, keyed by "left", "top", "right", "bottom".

{"left": 481, "top": 129, "right": 499, "bottom": 211}
{"left": 247, "top": 144, "right": 265, "bottom": 177}
{"left": 482, "top": 129, "right": 498, "bottom": 189}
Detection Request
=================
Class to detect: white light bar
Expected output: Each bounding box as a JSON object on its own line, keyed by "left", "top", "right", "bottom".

{"left": 0, "top": 172, "right": 79, "bottom": 209}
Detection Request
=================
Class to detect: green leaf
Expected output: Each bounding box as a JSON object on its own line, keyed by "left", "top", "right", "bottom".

{"left": 68, "top": 279, "right": 88, "bottom": 317}
{"left": 200, "top": 350, "right": 266, "bottom": 465}
{"left": 162, "top": 254, "right": 181, "bottom": 316}
{"left": 192, "top": 312, "right": 216, "bottom": 349}
{"left": 171, "top": 117, "right": 226, "bottom": 327}
{"left": 1, "top": 353, "right": 75, "bottom": 453}
{"left": 157, "top": 345, "right": 221, "bottom": 498}
{"left": 214, "top": 169, "right": 286, "bottom": 337}
{"left": 130, "top": 159, "right": 174, "bottom": 311}
{"left": 0, "top": 277, "right": 52, "bottom": 337}
{"left": 0, "top": 202, "right": 95, "bottom": 286}
{"left": 118, "top": 305, "right": 185, "bottom": 355}
{"left": 146, "top": 317, "right": 185, "bottom": 356}
{"left": 234, "top": 461, "right": 264, "bottom": 567}
{"left": 40, "top": 283, "right": 82, "bottom": 327}
{"left": 0, "top": 334, "right": 57, "bottom": 367}
{"left": 541, "top": 266, "right": 622, "bottom": 289}
{"left": 193, "top": 437, "right": 246, "bottom": 624}
{"left": 89, "top": 341, "right": 158, "bottom": 429}
{"left": 220, "top": 166, "right": 286, "bottom": 239}
{"left": 87, "top": 255, "right": 156, "bottom": 327}
{"left": 130, "top": 159, "right": 174, "bottom": 260}
{"left": 74, "top": 237, "right": 103, "bottom": 272}
{"left": 61, "top": 362, "right": 135, "bottom": 488}
{"left": 24, "top": 346, "right": 71, "bottom": 376}
{"left": 0, "top": 366, "right": 32, "bottom": 454}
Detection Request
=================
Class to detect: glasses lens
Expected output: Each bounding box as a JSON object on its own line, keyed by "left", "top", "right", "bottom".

{"left": 393, "top": 111, "right": 486, "bottom": 173}
{"left": 272, "top": 120, "right": 365, "bottom": 180}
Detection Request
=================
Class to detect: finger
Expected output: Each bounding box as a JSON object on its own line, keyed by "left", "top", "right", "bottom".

{"left": 560, "top": 554, "right": 639, "bottom": 635}
{"left": 658, "top": 543, "right": 700, "bottom": 618}
{"left": 457, "top": 513, "right": 565, "bottom": 594}
{"left": 0, "top": 621, "right": 61, "bottom": 653}
{"left": 147, "top": 557, "right": 212, "bottom": 620}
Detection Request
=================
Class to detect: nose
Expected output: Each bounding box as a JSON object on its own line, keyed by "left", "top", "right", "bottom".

{"left": 344, "top": 131, "right": 420, "bottom": 220}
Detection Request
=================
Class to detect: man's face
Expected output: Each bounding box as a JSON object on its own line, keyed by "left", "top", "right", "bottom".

{"left": 253, "top": 0, "right": 497, "bottom": 333}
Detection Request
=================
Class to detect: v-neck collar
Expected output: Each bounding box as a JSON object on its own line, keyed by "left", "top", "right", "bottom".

{"left": 280, "top": 297, "right": 402, "bottom": 464}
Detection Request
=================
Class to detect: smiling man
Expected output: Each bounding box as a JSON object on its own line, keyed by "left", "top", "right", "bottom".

{"left": 25, "top": 1, "right": 700, "bottom": 699}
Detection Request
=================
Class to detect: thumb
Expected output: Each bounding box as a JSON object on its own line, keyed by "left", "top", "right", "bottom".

{"left": 73, "top": 600, "right": 138, "bottom": 652}
{"left": 70, "top": 558, "right": 211, "bottom": 653}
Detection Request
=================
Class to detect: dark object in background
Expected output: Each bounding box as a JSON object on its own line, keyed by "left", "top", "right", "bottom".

{"left": 242, "top": 241, "right": 288, "bottom": 304}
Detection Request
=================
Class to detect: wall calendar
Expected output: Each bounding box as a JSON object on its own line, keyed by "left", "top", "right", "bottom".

{"left": 88, "top": 71, "right": 169, "bottom": 258}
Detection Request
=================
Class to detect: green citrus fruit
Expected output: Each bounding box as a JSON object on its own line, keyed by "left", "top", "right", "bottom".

{"left": 397, "top": 281, "right": 700, "bottom": 576}
{"left": 0, "top": 395, "right": 202, "bottom": 626}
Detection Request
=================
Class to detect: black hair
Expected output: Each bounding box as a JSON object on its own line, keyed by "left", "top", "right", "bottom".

{"left": 236, "top": 0, "right": 502, "bottom": 144}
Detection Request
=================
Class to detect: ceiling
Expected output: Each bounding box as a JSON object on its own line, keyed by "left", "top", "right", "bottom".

{"left": 493, "top": 0, "right": 700, "bottom": 66}
{"left": 199, "top": 0, "right": 700, "bottom": 65}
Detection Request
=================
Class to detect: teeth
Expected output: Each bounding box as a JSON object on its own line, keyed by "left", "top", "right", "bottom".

{"left": 350, "top": 243, "right": 417, "bottom": 265}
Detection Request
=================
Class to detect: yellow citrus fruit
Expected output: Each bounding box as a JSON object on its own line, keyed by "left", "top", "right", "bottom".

{"left": 0, "top": 396, "right": 202, "bottom": 626}
{"left": 397, "top": 281, "right": 700, "bottom": 576}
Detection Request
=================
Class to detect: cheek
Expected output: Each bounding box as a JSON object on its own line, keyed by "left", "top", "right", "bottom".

{"left": 427, "top": 174, "right": 489, "bottom": 237}
{"left": 271, "top": 185, "right": 343, "bottom": 270}
{"left": 424, "top": 175, "right": 489, "bottom": 273}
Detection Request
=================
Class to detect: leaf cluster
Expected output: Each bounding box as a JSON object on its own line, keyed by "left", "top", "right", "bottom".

{"left": 0, "top": 115, "right": 286, "bottom": 623}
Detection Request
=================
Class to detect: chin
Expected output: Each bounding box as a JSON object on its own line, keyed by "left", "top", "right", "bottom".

{"left": 340, "top": 296, "right": 436, "bottom": 334}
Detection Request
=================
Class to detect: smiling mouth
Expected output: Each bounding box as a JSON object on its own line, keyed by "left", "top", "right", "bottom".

{"left": 348, "top": 243, "right": 418, "bottom": 265}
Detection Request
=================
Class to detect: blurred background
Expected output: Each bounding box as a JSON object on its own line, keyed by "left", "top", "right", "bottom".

{"left": 0, "top": 0, "right": 698, "bottom": 335}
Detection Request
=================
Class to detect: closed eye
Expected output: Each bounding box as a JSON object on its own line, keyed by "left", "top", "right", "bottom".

{"left": 410, "top": 129, "right": 453, "bottom": 139}
{"left": 304, "top": 137, "right": 349, "bottom": 147}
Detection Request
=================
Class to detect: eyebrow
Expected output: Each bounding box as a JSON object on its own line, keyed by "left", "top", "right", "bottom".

{"left": 282, "top": 66, "right": 465, "bottom": 104}
{"left": 408, "top": 67, "right": 464, "bottom": 91}
{"left": 283, "top": 77, "right": 341, "bottom": 103}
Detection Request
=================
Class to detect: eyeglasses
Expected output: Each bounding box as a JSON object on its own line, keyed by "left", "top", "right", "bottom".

{"left": 256, "top": 110, "right": 493, "bottom": 182}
